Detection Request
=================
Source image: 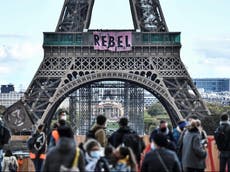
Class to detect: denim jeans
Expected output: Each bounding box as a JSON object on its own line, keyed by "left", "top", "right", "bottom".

{"left": 32, "top": 158, "right": 44, "bottom": 172}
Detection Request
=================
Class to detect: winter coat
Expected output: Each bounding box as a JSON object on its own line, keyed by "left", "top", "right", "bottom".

{"left": 90, "top": 124, "right": 107, "bottom": 147}
{"left": 141, "top": 148, "right": 181, "bottom": 172}
{"left": 41, "top": 137, "right": 85, "bottom": 172}
{"left": 216, "top": 121, "right": 230, "bottom": 158}
{"left": 2, "top": 156, "right": 18, "bottom": 172}
{"left": 150, "top": 128, "right": 176, "bottom": 151}
{"left": 181, "top": 127, "right": 207, "bottom": 170}
{"left": 108, "top": 126, "right": 132, "bottom": 148}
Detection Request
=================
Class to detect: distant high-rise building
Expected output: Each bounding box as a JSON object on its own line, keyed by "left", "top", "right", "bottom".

{"left": 1, "top": 84, "right": 15, "bottom": 93}
{"left": 193, "top": 78, "right": 230, "bottom": 92}
{"left": 0, "top": 91, "right": 24, "bottom": 108}
{"left": 0, "top": 84, "right": 24, "bottom": 107}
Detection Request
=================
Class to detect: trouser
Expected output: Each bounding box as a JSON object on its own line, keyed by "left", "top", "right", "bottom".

{"left": 32, "top": 158, "right": 44, "bottom": 172}
{"left": 0, "top": 149, "right": 3, "bottom": 172}
{"left": 220, "top": 152, "right": 230, "bottom": 172}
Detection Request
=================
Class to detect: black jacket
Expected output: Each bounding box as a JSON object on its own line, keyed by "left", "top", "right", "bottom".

{"left": 218, "top": 122, "right": 230, "bottom": 151}
{"left": 141, "top": 148, "right": 182, "bottom": 172}
{"left": 41, "top": 137, "right": 85, "bottom": 172}
{"left": 108, "top": 126, "right": 132, "bottom": 148}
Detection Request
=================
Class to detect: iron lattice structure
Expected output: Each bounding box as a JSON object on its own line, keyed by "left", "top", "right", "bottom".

{"left": 68, "top": 81, "right": 144, "bottom": 135}
{"left": 4, "top": 0, "right": 210, "bottom": 134}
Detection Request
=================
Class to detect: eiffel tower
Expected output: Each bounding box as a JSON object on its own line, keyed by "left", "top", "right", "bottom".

{"left": 4, "top": 0, "right": 210, "bottom": 134}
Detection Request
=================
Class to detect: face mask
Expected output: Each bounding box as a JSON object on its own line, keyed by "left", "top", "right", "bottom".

{"left": 60, "top": 115, "right": 67, "bottom": 121}
{"left": 90, "top": 150, "right": 101, "bottom": 159}
{"left": 151, "top": 142, "right": 155, "bottom": 150}
{"left": 160, "top": 127, "right": 167, "bottom": 133}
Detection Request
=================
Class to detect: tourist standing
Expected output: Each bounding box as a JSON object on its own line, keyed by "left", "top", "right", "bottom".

{"left": 48, "top": 111, "right": 70, "bottom": 149}
{"left": 108, "top": 117, "right": 145, "bottom": 167}
{"left": 181, "top": 119, "right": 207, "bottom": 172}
{"left": 2, "top": 149, "right": 18, "bottom": 172}
{"left": 173, "top": 119, "right": 188, "bottom": 145}
{"left": 83, "top": 139, "right": 105, "bottom": 171}
{"left": 214, "top": 114, "right": 230, "bottom": 172}
{"left": 42, "top": 125, "right": 85, "bottom": 172}
{"left": 112, "top": 146, "right": 137, "bottom": 172}
{"left": 29, "top": 124, "right": 46, "bottom": 172}
{"left": 87, "top": 115, "right": 107, "bottom": 147}
{"left": 141, "top": 133, "right": 181, "bottom": 172}
{"left": 0, "top": 117, "right": 11, "bottom": 172}
{"left": 150, "top": 120, "right": 176, "bottom": 151}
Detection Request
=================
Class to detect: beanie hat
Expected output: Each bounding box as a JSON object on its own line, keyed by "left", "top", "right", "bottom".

{"left": 178, "top": 121, "right": 188, "bottom": 130}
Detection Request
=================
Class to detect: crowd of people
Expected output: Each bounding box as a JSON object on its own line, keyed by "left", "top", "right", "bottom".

{"left": 0, "top": 112, "right": 229, "bottom": 172}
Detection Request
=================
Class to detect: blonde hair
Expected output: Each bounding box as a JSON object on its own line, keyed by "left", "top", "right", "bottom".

{"left": 188, "top": 119, "right": 200, "bottom": 130}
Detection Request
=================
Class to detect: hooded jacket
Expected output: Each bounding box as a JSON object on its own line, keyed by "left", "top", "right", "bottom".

{"left": 41, "top": 137, "right": 85, "bottom": 172}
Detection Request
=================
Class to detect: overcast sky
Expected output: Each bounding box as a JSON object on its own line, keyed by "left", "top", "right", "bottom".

{"left": 1, "top": 0, "right": 230, "bottom": 91}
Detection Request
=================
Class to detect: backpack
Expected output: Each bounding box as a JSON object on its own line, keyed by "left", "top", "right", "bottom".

{"left": 9, "top": 157, "right": 17, "bottom": 172}
{"left": 214, "top": 125, "right": 228, "bottom": 151}
{"left": 85, "top": 128, "right": 100, "bottom": 140}
{"left": 122, "top": 131, "right": 145, "bottom": 163}
{"left": 27, "top": 132, "right": 45, "bottom": 153}
{"left": 0, "top": 124, "right": 11, "bottom": 145}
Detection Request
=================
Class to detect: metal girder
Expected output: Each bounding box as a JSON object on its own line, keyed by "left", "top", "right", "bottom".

{"left": 56, "top": 0, "right": 94, "bottom": 32}
{"left": 3, "top": 0, "right": 210, "bottom": 134}
{"left": 130, "top": 0, "right": 168, "bottom": 32}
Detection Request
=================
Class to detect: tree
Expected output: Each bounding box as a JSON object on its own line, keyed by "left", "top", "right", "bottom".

{"left": 202, "top": 103, "right": 230, "bottom": 135}
{"left": 147, "top": 102, "right": 166, "bottom": 116}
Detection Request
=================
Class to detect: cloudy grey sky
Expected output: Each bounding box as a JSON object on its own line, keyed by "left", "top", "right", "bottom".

{"left": 0, "top": 0, "right": 230, "bottom": 91}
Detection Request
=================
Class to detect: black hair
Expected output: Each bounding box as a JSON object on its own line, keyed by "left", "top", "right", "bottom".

{"left": 119, "top": 117, "right": 128, "bottom": 126}
{"left": 153, "top": 133, "right": 168, "bottom": 147}
{"left": 58, "top": 119, "right": 66, "bottom": 126}
{"left": 96, "top": 115, "right": 107, "bottom": 125}
{"left": 104, "top": 145, "right": 113, "bottom": 157}
{"left": 160, "top": 120, "right": 167, "bottom": 124}
{"left": 57, "top": 125, "right": 74, "bottom": 138}
{"left": 221, "top": 114, "right": 229, "bottom": 121}
{"left": 5, "top": 149, "right": 13, "bottom": 157}
{"left": 118, "top": 146, "right": 137, "bottom": 171}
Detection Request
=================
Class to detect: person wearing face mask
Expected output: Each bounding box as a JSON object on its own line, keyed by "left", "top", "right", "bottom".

{"left": 48, "top": 111, "right": 72, "bottom": 149}
{"left": 83, "top": 139, "right": 108, "bottom": 172}
{"left": 141, "top": 133, "right": 181, "bottom": 172}
{"left": 149, "top": 120, "right": 176, "bottom": 151}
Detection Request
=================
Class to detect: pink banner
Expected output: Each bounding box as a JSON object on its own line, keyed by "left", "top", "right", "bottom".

{"left": 93, "top": 31, "right": 132, "bottom": 51}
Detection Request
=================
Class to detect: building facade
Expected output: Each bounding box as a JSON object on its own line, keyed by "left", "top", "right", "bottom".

{"left": 0, "top": 84, "right": 24, "bottom": 108}
{"left": 193, "top": 78, "right": 230, "bottom": 92}
{"left": 0, "top": 92, "right": 24, "bottom": 108}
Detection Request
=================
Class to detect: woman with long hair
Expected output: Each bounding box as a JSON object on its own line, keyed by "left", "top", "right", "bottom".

{"left": 112, "top": 146, "right": 137, "bottom": 172}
